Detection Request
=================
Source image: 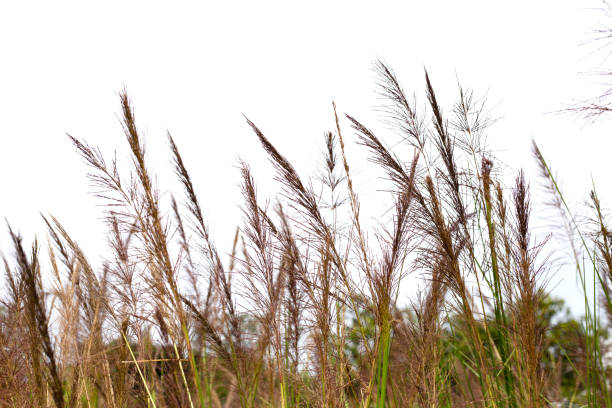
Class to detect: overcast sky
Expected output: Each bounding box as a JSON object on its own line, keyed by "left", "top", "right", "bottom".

{"left": 1, "top": 0, "right": 610, "bottom": 313}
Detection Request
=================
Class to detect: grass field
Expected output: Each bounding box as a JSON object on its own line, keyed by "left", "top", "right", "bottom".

{"left": 1, "top": 61, "right": 610, "bottom": 407}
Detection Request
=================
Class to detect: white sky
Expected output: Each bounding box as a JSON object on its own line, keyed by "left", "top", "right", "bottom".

{"left": 1, "top": 0, "right": 611, "bottom": 314}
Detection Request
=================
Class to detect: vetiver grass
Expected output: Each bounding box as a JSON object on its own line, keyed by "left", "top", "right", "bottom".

{"left": 0, "top": 61, "right": 610, "bottom": 407}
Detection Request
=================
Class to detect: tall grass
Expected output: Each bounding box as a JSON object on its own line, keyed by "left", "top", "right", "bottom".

{"left": 0, "top": 62, "right": 609, "bottom": 407}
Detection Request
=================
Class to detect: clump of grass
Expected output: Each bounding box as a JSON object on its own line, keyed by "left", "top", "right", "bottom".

{"left": 0, "top": 62, "right": 610, "bottom": 408}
